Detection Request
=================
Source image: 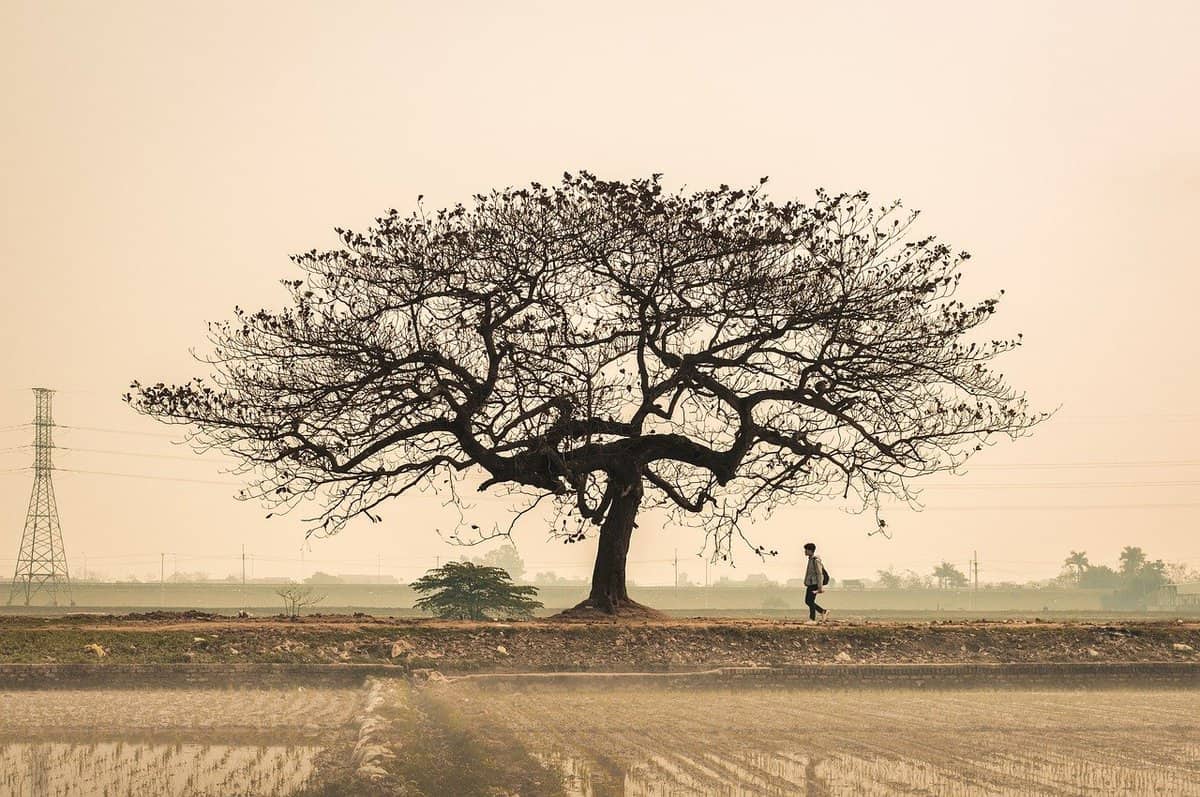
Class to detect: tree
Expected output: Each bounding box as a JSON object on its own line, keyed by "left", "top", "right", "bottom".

{"left": 1166, "top": 562, "right": 1200, "bottom": 584}
{"left": 932, "top": 561, "right": 968, "bottom": 589}
{"left": 1125, "top": 558, "right": 1168, "bottom": 598}
{"left": 1063, "top": 550, "right": 1089, "bottom": 584}
{"left": 533, "top": 571, "right": 587, "bottom": 586}
{"left": 1119, "top": 546, "right": 1148, "bottom": 577}
{"left": 1078, "top": 565, "right": 1122, "bottom": 589}
{"left": 875, "top": 569, "right": 903, "bottom": 590}
{"left": 127, "top": 174, "right": 1041, "bottom": 615}
{"left": 275, "top": 585, "right": 325, "bottom": 618}
{"left": 411, "top": 561, "right": 542, "bottom": 620}
{"left": 469, "top": 543, "right": 526, "bottom": 581}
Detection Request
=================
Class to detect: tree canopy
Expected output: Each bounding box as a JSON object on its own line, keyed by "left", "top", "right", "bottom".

{"left": 411, "top": 561, "right": 542, "bottom": 620}
{"left": 128, "top": 173, "right": 1041, "bottom": 613}
{"left": 932, "top": 561, "right": 969, "bottom": 589}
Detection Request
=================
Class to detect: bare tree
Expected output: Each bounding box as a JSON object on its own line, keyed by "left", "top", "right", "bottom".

{"left": 275, "top": 585, "right": 324, "bottom": 618}
{"left": 128, "top": 173, "right": 1041, "bottom": 615}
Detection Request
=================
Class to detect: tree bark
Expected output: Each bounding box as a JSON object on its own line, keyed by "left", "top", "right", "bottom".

{"left": 582, "top": 476, "right": 644, "bottom": 613}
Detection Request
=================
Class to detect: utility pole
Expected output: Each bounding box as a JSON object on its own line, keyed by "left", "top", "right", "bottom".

{"left": 8, "top": 388, "right": 72, "bottom": 606}
{"left": 160, "top": 552, "right": 165, "bottom": 607}
{"left": 241, "top": 545, "right": 246, "bottom": 586}
{"left": 970, "top": 551, "right": 980, "bottom": 611}
{"left": 673, "top": 549, "right": 679, "bottom": 592}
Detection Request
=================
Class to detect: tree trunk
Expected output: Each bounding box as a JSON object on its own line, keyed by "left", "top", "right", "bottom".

{"left": 558, "top": 476, "right": 662, "bottom": 616}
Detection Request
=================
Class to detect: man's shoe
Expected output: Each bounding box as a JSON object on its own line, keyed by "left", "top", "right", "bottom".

{"left": 820, "top": 610, "right": 830, "bottom": 623}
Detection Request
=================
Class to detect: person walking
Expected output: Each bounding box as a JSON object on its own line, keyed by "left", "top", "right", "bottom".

{"left": 803, "top": 542, "right": 828, "bottom": 623}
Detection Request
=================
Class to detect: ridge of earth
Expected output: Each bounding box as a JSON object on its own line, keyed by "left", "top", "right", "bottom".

{"left": 0, "top": 614, "right": 1196, "bottom": 670}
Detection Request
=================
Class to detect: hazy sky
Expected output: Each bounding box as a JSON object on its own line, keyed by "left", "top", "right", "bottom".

{"left": 2, "top": 1, "right": 1198, "bottom": 586}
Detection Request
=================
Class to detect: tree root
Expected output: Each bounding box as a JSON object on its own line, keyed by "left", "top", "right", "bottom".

{"left": 550, "top": 596, "right": 669, "bottom": 621}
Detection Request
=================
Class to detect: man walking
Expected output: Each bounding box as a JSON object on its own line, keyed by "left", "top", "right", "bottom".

{"left": 803, "top": 542, "right": 828, "bottom": 622}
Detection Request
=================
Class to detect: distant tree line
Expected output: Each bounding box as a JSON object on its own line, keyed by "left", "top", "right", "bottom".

{"left": 1060, "top": 546, "right": 1177, "bottom": 599}
{"left": 874, "top": 562, "right": 968, "bottom": 590}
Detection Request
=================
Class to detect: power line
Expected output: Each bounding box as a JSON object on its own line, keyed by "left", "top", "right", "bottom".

{"left": 893, "top": 502, "right": 1200, "bottom": 512}
{"left": 925, "top": 480, "right": 1200, "bottom": 489}
{"left": 969, "top": 460, "right": 1200, "bottom": 469}
{"left": 55, "top": 424, "right": 182, "bottom": 439}
{"left": 57, "top": 446, "right": 226, "bottom": 463}
{"left": 53, "top": 467, "right": 240, "bottom": 486}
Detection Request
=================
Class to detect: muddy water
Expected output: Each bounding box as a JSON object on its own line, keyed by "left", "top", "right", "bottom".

{"left": 437, "top": 685, "right": 1200, "bottom": 796}
{"left": 0, "top": 687, "right": 362, "bottom": 796}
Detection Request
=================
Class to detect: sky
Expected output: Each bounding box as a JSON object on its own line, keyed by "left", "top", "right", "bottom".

{"left": 1, "top": 0, "right": 1198, "bottom": 587}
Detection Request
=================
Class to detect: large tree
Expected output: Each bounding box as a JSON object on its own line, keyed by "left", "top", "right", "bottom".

{"left": 128, "top": 173, "right": 1040, "bottom": 614}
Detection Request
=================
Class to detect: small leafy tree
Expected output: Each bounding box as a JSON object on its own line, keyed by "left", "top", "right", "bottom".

{"left": 411, "top": 561, "right": 542, "bottom": 620}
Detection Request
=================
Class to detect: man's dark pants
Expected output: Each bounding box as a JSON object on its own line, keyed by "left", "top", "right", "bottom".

{"left": 805, "top": 585, "right": 825, "bottom": 620}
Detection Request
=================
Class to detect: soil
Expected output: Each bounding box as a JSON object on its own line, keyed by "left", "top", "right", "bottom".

{"left": 0, "top": 613, "right": 1197, "bottom": 671}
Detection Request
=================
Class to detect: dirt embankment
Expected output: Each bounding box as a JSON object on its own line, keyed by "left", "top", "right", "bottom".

{"left": 0, "top": 613, "right": 1197, "bottom": 671}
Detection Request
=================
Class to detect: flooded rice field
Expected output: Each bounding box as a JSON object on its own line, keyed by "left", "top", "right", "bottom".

{"left": 0, "top": 742, "right": 320, "bottom": 796}
{"left": 436, "top": 683, "right": 1200, "bottom": 796}
{"left": 0, "top": 687, "right": 362, "bottom": 796}
{"left": 0, "top": 681, "right": 1197, "bottom": 795}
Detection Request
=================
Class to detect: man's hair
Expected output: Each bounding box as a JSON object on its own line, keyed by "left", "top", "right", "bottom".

{"left": 804, "top": 542, "right": 816, "bottom": 551}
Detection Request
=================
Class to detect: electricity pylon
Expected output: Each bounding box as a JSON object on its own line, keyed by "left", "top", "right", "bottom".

{"left": 8, "top": 388, "right": 72, "bottom": 606}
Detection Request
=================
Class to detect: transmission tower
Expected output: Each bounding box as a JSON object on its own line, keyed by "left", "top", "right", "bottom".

{"left": 8, "top": 388, "right": 72, "bottom": 606}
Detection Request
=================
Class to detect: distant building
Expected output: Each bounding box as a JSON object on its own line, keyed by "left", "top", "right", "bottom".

{"left": 1154, "top": 582, "right": 1200, "bottom": 609}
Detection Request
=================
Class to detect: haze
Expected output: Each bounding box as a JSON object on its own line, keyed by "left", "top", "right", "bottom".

{"left": 2, "top": 0, "right": 1198, "bottom": 586}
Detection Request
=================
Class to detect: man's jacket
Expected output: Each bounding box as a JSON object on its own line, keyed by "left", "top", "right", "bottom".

{"left": 804, "top": 555, "right": 824, "bottom": 587}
